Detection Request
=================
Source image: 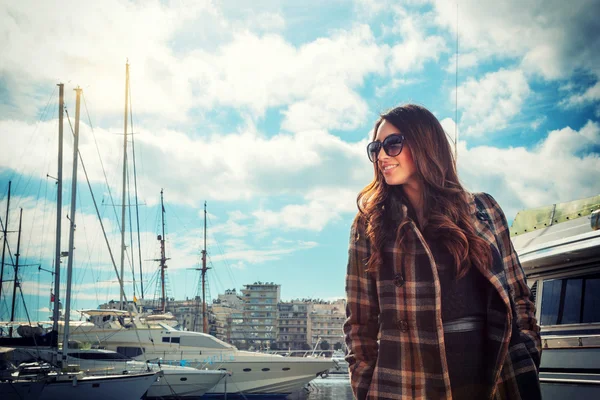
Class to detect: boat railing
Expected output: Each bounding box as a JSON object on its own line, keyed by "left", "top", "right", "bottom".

{"left": 541, "top": 333, "right": 600, "bottom": 349}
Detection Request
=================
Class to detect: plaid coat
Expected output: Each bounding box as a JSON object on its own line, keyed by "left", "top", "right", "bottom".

{"left": 343, "top": 192, "right": 541, "bottom": 400}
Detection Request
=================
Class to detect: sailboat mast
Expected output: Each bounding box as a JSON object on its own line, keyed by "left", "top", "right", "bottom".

{"left": 8, "top": 208, "right": 23, "bottom": 337}
{"left": 52, "top": 83, "right": 64, "bottom": 337}
{"left": 119, "top": 62, "right": 129, "bottom": 310}
{"left": 159, "top": 189, "right": 167, "bottom": 313}
{"left": 0, "top": 180, "right": 11, "bottom": 305}
{"left": 62, "top": 87, "right": 82, "bottom": 364}
{"left": 202, "top": 201, "right": 207, "bottom": 333}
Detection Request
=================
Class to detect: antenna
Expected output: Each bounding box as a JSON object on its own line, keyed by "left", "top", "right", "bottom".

{"left": 454, "top": 2, "right": 459, "bottom": 168}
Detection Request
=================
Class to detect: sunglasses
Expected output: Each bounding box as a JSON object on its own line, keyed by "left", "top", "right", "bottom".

{"left": 366, "top": 134, "right": 405, "bottom": 163}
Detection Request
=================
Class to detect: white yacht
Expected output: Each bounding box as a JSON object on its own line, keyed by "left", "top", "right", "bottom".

{"left": 63, "top": 310, "right": 334, "bottom": 397}
{"left": 511, "top": 194, "right": 600, "bottom": 399}
{"left": 10, "top": 347, "right": 226, "bottom": 398}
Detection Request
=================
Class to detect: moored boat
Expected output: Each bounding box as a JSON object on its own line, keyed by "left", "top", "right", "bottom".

{"left": 62, "top": 313, "right": 334, "bottom": 397}
{"left": 511, "top": 194, "right": 600, "bottom": 399}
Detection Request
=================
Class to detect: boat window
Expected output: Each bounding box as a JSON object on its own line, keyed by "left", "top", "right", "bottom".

{"left": 162, "top": 337, "right": 170, "bottom": 343}
{"left": 116, "top": 346, "right": 145, "bottom": 358}
{"left": 171, "top": 337, "right": 180, "bottom": 344}
{"left": 262, "top": 368, "right": 270, "bottom": 371}
{"left": 541, "top": 273, "right": 600, "bottom": 325}
{"left": 69, "top": 352, "right": 131, "bottom": 361}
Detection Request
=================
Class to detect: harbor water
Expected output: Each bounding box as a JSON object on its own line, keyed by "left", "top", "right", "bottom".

{"left": 288, "top": 374, "right": 352, "bottom": 400}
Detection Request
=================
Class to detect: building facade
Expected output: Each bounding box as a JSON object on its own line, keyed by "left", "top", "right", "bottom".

{"left": 276, "top": 301, "right": 310, "bottom": 350}
{"left": 239, "top": 282, "right": 280, "bottom": 350}
{"left": 308, "top": 299, "right": 346, "bottom": 350}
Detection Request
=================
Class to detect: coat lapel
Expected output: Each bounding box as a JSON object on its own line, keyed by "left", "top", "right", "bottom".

{"left": 467, "top": 193, "right": 514, "bottom": 396}
{"left": 467, "top": 193, "right": 511, "bottom": 314}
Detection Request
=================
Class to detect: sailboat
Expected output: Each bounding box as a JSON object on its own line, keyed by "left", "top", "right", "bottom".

{"left": 0, "top": 83, "right": 160, "bottom": 399}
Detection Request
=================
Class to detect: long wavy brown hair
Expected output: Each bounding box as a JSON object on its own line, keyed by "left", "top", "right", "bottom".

{"left": 357, "top": 104, "right": 492, "bottom": 278}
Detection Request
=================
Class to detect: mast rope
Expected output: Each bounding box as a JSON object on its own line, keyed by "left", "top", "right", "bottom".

{"left": 4, "top": 85, "right": 57, "bottom": 193}
{"left": 81, "top": 94, "right": 123, "bottom": 232}
{"left": 64, "top": 102, "right": 149, "bottom": 362}
{"left": 128, "top": 75, "right": 145, "bottom": 300}
{"left": 0, "top": 216, "right": 16, "bottom": 318}
{"left": 206, "top": 214, "right": 238, "bottom": 289}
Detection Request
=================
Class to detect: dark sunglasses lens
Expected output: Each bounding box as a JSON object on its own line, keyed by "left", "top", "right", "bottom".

{"left": 384, "top": 136, "right": 404, "bottom": 157}
{"left": 367, "top": 142, "right": 380, "bottom": 162}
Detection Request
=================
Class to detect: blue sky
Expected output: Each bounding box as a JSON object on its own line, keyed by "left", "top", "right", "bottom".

{"left": 1, "top": 0, "right": 599, "bottom": 322}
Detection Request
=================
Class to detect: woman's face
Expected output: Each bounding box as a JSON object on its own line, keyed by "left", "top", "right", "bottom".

{"left": 374, "top": 119, "right": 418, "bottom": 187}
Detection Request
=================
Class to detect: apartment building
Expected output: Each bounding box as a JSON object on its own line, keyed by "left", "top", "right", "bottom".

{"left": 276, "top": 301, "right": 310, "bottom": 350}
{"left": 308, "top": 299, "right": 346, "bottom": 349}
{"left": 211, "top": 289, "right": 244, "bottom": 343}
{"left": 239, "top": 282, "right": 280, "bottom": 349}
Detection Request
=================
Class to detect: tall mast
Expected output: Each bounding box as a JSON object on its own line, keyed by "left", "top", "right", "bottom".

{"left": 52, "top": 83, "right": 64, "bottom": 338}
{"left": 202, "top": 201, "right": 207, "bottom": 333}
{"left": 119, "top": 62, "right": 129, "bottom": 310}
{"left": 159, "top": 189, "right": 167, "bottom": 313}
{"left": 130, "top": 88, "right": 144, "bottom": 300}
{"left": 62, "top": 87, "right": 82, "bottom": 365}
{"left": 8, "top": 208, "right": 23, "bottom": 337}
{"left": 0, "top": 180, "right": 11, "bottom": 305}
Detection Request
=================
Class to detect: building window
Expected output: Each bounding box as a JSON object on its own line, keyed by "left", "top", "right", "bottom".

{"left": 541, "top": 273, "right": 600, "bottom": 325}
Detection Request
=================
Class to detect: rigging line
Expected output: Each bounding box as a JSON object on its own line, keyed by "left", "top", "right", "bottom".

{"left": 81, "top": 94, "right": 123, "bottom": 232}
{"left": 206, "top": 214, "right": 238, "bottom": 288}
{"left": 0, "top": 217, "right": 16, "bottom": 267}
{"left": 164, "top": 203, "right": 193, "bottom": 236}
{"left": 126, "top": 166, "right": 138, "bottom": 298}
{"left": 22, "top": 154, "right": 49, "bottom": 269}
{"left": 6, "top": 85, "right": 58, "bottom": 189}
{"left": 129, "top": 82, "right": 144, "bottom": 299}
{"left": 9, "top": 112, "right": 54, "bottom": 225}
{"left": 73, "top": 181, "right": 104, "bottom": 312}
{"left": 67, "top": 115, "right": 149, "bottom": 363}
{"left": 38, "top": 176, "right": 52, "bottom": 275}
{"left": 64, "top": 104, "right": 130, "bottom": 311}
{"left": 454, "top": 1, "right": 459, "bottom": 167}
{"left": 206, "top": 256, "right": 224, "bottom": 298}
{"left": 16, "top": 282, "right": 43, "bottom": 360}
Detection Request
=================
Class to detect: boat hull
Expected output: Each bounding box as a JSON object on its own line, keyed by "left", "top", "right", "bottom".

{"left": 0, "top": 380, "right": 45, "bottom": 400}
{"left": 39, "top": 372, "right": 158, "bottom": 400}
{"left": 147, "top": 369, "right": 225, "bottom": 398}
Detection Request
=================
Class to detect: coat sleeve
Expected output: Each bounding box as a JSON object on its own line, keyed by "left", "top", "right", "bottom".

{"left": 343, "top": 213, "right": 380, "bottom": 400}
{"left": 483, "top": 193, "right": 542, "bottom": 368}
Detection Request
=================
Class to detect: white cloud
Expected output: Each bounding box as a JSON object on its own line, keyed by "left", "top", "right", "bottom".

{"left": 282, "top": 84, "right": 368, "bottom": 132}
{"left": 562, "top": 81, "right": 600, "bottom": 108}
{"left": 0, "top": 0, "right": 221, "bottom": 121}
{"left": 455, "top": 69, "right": 531, "bottom": 137}
{"left": 530, "top": 116, "right": 547, "bottom": 131}
{"left": 0, "top": 2, "right": 387, "bottom": 130}
{"left": 459, "top": 120, "right": 600, "bottom": 217}
{"left": 375, "top": 78, "right": 420, "bottom": 98}
{"left": 445, "top": 52, "right": 479, "bottom": 73}
{"left": 252, "top": 186, "right": 360, "bottom": 231}
{"left": 388, "top": 6, "right": 447, "bottom": 74}
{"left": 188, "top": 24, "right": 385, "bottom": 129}
{"left": 0, "top": 118, "right": 370, "bottom": 206}
{"left": 432, "top": 0, "right": 600, "bottom": 81}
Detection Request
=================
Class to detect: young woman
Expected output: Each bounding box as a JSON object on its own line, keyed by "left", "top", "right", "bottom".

{"left": 343, "top": 105, "right": 541, "bottom": 400}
